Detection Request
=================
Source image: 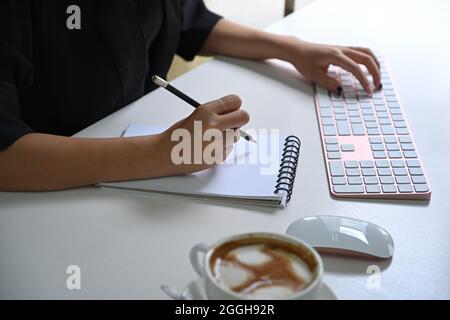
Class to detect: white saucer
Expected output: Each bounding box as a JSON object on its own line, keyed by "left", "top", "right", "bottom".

{"left": 162, "top": 278, "right": 338, "bottom": 300}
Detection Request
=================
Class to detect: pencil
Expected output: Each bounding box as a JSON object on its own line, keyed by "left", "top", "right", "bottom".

{"left": 152, "top": 75, "right": 256, "bottom": 143}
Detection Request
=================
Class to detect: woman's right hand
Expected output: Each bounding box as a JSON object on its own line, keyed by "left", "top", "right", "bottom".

{"left": 154, "top": 94, "right": 250, "bottom": 176}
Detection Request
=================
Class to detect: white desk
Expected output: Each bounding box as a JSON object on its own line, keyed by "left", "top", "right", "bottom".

{"left": 1, "top": 0, "right": 449, "bottom": 299}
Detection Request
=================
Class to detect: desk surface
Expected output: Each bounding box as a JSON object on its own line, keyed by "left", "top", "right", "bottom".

{"left": 1, "top": 0, "right": 449, "bottom": 299}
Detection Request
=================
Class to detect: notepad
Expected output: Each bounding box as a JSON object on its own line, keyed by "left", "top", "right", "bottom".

{"left": 99, "top": 124, "right": 301, "bottom": 208}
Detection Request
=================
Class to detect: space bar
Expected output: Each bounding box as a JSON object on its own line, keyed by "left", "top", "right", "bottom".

{"left": 333, "top": 185, "right": 364, "bottom": 194}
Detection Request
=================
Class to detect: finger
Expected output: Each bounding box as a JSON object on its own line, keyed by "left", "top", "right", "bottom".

{"left": 343, "top": 48, "right": 381, "bottom": 88}
{"left": 330, "top": 53, "right": 372, "bottom": 95}
{"left": 204, "top": 95, "right": 242, "bottom": 115}
{"left": 349, "top": 46, "right": 380, "bottom": 68}
{"left": 218, "top": 109, "right": 250, "bottom": 131}
{"left": 313, "top": 70, "right": 342, "bottom": 93}
{"left": 223, "top": 129, "right": 240, "bottom": 147}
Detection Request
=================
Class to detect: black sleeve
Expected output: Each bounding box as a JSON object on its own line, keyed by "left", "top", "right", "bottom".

{"left": 176, "top": 0, "right": 223, "bottom": 61}
{"left": 0, "top": 1, "right": 34, "bottom": 151}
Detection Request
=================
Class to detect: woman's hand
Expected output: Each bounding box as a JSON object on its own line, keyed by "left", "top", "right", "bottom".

{"left": 287, "top": 39, "right": 381, "bottom": 95}
{"left": 155, "top": 95, "right": 249, "bottom": 176}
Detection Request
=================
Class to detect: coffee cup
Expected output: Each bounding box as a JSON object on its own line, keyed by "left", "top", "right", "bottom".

{"left": 189, "top": 232, "right": 323, "bottom": 300}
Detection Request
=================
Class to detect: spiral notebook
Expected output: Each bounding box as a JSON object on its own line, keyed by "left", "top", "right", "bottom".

{"left": 99, "top": 124, "right": 301, "bottom": 208}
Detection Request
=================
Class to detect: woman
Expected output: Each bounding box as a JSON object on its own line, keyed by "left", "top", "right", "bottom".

{"left": 0, "top": 0, "right": 381, "bottom": 191}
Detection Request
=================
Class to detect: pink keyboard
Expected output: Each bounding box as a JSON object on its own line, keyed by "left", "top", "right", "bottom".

{"left": 314, "top": 56, "right": 431, "bottom": 200}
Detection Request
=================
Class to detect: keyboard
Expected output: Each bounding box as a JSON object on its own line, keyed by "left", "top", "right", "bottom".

{"left": 314, "top": 56, "right": 431, "bottom": 200}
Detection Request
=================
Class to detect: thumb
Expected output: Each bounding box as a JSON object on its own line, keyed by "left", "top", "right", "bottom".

{"left": 314, "top": 73, "right": 343, "bottom": 95}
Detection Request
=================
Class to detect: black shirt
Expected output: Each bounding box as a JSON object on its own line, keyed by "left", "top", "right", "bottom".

{"left": 0, "top": 0, "right": 222, "bottom": 150}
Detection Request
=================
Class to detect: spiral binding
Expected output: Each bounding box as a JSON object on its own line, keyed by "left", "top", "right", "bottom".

{"left": 274, "top": 135, "right": 301, "bottom": 203}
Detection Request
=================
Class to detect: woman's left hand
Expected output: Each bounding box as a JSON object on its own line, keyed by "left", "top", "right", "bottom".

{"left": 287, "top": 39, "right": 382, "bottom": 95}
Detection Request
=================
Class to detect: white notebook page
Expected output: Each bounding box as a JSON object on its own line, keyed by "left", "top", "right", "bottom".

{"left": 101, "top": 124, "right": 285, "bottom": 203}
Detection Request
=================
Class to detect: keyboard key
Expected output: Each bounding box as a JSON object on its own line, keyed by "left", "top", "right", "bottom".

{"left": 406, "top": 160, "right": 420, "bottom": 167}
{"left": 326, "top": 144, "right": 339, "bottom": 152}
{"left": 360, "top": 102, "right": 372, "bottom": 109}
{"left": 386, "top": 96, "right": 398, "bottom": 102}
{"left": 364, "top": 176, "right": 379, "bottom": 184}
{"left": 364, "top": 115, "right": 376, "bottom": 122}
{"left": 335, "top": 114, "right": 348, "bottom": 121}
{"left": 333, "top": 185, "right": 365, "bottom": 194}
{"left": 411, "top": 176, "right": 426, "bottom": 184}
{"left": 322, "top": 118, "right": 334, "bottom": 125}
{"left": 341, "top": 144, "right": 355, "bottom": 152}
{"left": 350, "top": 117, "right": 363, "bottom": 124}
{"left": 346, "top": 169, "right": 361, "bottom": 176}
{"left": 392, "top": 114, "right": 405, "bottom": 121}
{"left": 333, "top": 101, "right": 346, "bottom": 107}
{"left": 362, "top": 109, "right": 374, "bottom": 115}
{"left": 337, "top": 121, "right": 351, "bottom": 135}
{"left": 373, "top": 151, "right": 387, "bottom": 159}
{"left": 371, "top": 144, "right": 385, "bottom": 151}
{"left": 401, "top": 143, "right": 415, "bottom": 151}
{"left": 396, "top": 128, "right": 410, "bottom": 135}
{"left": 394, "top": 121, "right": 407, "bottom": 128}
{"left": 365, "top": 122, "right": 378, "bottom": 129}
{"left": 386, "top": 144, "right": 400, "bottom": 151}
{"left": 399, "top": 136, "right": 412, "bottom": 144}
{"left": 323, "top": 126, "right": 337, "bottom": 136}
{"left": 377, "top": 168, "right": 392, "bottom": 176}
{"left": 404, "top": 151, "right": 418, "bottom": 158}
{"left": 325, "top": 138, "right": 338, "bottom": 144}
{"left": 360, "top": 160, "right": 374, "bottom": 168}
{"left": 378, "top": 118, "right": 392, "bottom": 125}
{"left": 380, "top": 176, "right": 395, "bottom": 184}
{"left": 384, "top": 137, "right": 397, "bottom": 144}
{"left": 382, "top": 185, "right": 397, "bottom": 193}
{"left": 376, "top": 160, "right": 390, "bottom": 168}
{"left": 362, "top": 168, "right": 376, "bottom": 176}
{"left": 320, "top": 109, "right": 333, "bottom": 117}
{"left": 348, "top": 177, "right": 363, "bottom": 185}
{"left": 388, "top": 151, "right": 402, "bottom": 158}
{"left": 388, "top": 102, "right": 400, "bottom": 108}
{"left": 409, "top": 167, "right": 424, "bottom": 176}
{"left": 334, "top": 108, "right": 346, "bottom": 114}
{"left": 396, "top": 176, "right": 410, "bottom": 184}
{"left": 328, "top": 152, "right": 341, "bottom": 159}
{"left": 344, "top": 161, "right": 359, "bottom": 168}
{"left": 348, "top": 110, "right": 360, "bottom": 117}
{"left": 391, "top": 160, "right": 405, "bottom": 168}
{"left": 351, "top": 123, "right": 366, "bottom": 135}
{"left": 414, "top": 184, "right": 429, "bottom": 193}
{"left": 329, "top": 161, "right": 345, "bottom": 176}
{"left": 377, "top": 112, "right": 390, "bottom": 118}
{"left": 381, "top": 125, "right": 395, "bottom": 135}
{"left": 393, "top": 168, "right": 408, "bottom": 176}
{"left": 332, "top": 177, "right": 346, "bottom": 185}
{"left": 369, "top": 137, "right": 383, "bottom": 144}
{"left": 366, "top": 185, "right": 381, "bottom": 193}
{"left": 368, "top": 128, "right": 381, "bottom": 135}
{"left": 398, "top": 184, "right": 413, "bottom": 193}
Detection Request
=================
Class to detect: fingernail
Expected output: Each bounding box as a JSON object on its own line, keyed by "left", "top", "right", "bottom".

{"left": 378, "top": 83, "right": 383, "bottom": 90}
{"left": 335, "top": 86, "right": 343, "bottom": 96}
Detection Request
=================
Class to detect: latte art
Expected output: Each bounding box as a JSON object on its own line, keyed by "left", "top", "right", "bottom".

{"left": 210, "top": 240, "right": 316, "bottom": 299}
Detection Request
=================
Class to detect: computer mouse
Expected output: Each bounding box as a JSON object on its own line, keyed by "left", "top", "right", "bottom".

{"left": 286, "top": 215, "right": 394, "bottom": 259}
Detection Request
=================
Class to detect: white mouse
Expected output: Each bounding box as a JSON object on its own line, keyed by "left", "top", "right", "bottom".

{"left": 286, "top": 215, "right": 394, "bottom": 259}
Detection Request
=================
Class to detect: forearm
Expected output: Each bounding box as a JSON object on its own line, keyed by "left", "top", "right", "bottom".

{"left": 0, "top": 133, "right": 168, "bottom": 191}
{"left": 200, "top": 19, "right": 300, "bottom": 63}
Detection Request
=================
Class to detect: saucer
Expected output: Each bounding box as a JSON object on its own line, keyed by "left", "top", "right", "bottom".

{"left": 165, "top": 278, "right": 338, "bottom": 300}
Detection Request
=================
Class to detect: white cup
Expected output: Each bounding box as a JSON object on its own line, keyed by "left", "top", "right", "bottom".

{"left": 190, "top": 232, "right": 323, "bottom": 300}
